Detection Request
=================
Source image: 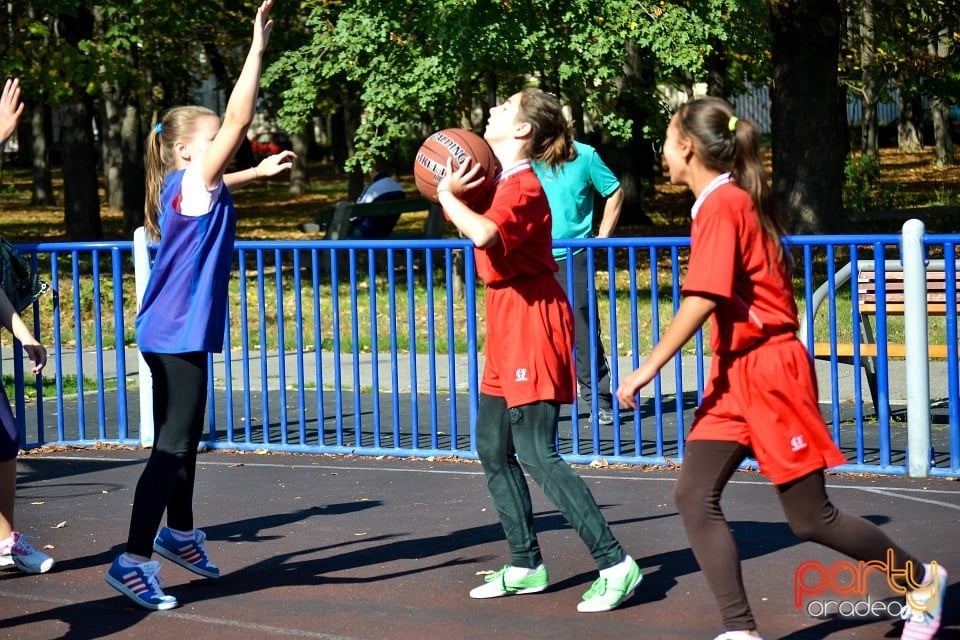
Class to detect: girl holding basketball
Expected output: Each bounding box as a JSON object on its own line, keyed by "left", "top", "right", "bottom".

{"left": 105, "top": 0, "right": 294, "bottom": 610}
{"left": 436, "top": 88, "right": 641, "bottom": 613}
{"left": 615, "top": 97, "right": 946, "bottom": 640}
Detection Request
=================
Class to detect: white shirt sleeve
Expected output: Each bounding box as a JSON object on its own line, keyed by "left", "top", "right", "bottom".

{"left": 178, "top": 165, "right": 223, "bottom": 217}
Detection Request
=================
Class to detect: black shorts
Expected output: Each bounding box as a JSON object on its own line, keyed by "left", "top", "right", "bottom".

{"left": 0, "top": 386, "right": 19, "bottom": 461}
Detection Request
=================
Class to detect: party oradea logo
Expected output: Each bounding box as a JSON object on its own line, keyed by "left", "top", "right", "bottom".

{"left": 793, "top": 550, "right": 940, "bottom": 618}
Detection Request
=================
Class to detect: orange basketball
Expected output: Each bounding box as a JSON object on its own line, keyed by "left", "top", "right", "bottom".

{"left": 414, "top": 128, "right": 500, "bottom": 207}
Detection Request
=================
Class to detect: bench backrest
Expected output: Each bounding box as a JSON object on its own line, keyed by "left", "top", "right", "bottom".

{"left": 325, "top": 197, "right": 443, "bottom": 240}
{"left": 857, "top": 270, "right": 957, "bottom": 315}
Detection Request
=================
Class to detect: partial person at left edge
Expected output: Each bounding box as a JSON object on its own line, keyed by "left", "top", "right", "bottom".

{"left": 0, "top": 76, "right": 54, "bottom": 575}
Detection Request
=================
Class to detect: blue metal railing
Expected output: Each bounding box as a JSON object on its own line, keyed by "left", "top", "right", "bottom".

{"left": 2, "top": 231, "right": 957, "bottom": 477}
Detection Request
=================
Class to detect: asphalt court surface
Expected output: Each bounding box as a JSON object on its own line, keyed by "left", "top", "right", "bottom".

{"left": 1, "top": 449, "right": 959, "bottom": 639}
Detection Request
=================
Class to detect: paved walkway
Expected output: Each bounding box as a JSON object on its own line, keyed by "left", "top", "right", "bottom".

{"left": 2, "top": 449, "right": 958, "bottom": 639}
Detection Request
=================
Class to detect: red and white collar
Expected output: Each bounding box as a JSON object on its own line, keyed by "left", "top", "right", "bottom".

{"left": 497, "top": 160, "right": 530, "bottom": 182}
{"left": 691, "top": 172, "right": 732, "bottom": 220}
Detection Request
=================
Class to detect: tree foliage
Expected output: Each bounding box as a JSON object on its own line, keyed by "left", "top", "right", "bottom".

{"left": 1, "top": 0, "right": 957, "bottom": 236}
{"left": 266, "top": 0, "right": 770, "bottom": 171}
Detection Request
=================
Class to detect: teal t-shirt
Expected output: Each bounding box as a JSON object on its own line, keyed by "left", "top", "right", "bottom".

{"left": 532, "top": 141, "right": 620, "bottom": 259}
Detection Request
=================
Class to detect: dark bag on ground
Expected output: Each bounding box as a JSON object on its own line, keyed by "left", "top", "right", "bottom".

{"left": 0, "top": 237, "right": 49, "bottom": 313}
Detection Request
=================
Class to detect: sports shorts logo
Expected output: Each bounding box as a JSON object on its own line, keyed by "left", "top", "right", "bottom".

{"left": 515, "top": 368, "right": 528, "bottom": 382}
{"left": 790, "top": 435, "right": 808, "bottom": 452}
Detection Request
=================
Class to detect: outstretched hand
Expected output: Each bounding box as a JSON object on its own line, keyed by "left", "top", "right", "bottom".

{"left": 0, "top": 78, "right": 25, "bottom": 142}
{"left": 256, "top": 150, "right": 296, "bottom": 178}
{"left": 252, "top": 0, "right": 275, "bottom": 54}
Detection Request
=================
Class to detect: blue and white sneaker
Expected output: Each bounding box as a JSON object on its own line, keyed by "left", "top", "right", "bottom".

{"left": 153, "top": 527, "right": 220, "bottom": 579}
{"left": 105, "top": 556, "right": 178, "bottom": 610}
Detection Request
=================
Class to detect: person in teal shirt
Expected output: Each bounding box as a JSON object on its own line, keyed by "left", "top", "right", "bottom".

{"left": 533, "top": 140, "right": 624, "bottom": 425}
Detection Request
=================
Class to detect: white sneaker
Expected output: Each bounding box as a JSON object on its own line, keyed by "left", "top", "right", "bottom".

{"left": 713, "top": 632, "right": 763, "bottom": 640}
{"left": 900, "top": 563, "right": 948, "bottom": 640}
{"left": 0, "top": 531, "right": 55, "bottom": 574}
{"left": 469, "top": 565, "right": 548, "bottom": 598}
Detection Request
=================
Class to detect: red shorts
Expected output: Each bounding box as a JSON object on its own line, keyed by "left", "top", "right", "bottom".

{"left": 480, "top": 274, "right": 576, "bottom": 407}
{"left": 688, "top": 334, "right": 847, "bottom": 484}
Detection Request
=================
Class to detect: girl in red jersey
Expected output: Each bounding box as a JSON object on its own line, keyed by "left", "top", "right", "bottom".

{"left": 616, "top": 97, "right": 946, "bottom": 640}
{"left": 436, "top": 88, "right": 641, "bottom": 613}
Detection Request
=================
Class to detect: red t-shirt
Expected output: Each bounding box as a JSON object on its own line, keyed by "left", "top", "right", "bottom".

{"left": 475, "top": 164, "right": 575, "bottom": 406}
{"left": 681, "top": 179, "right": 798, "bottom": 354}
{"left": 473, "top": 165, "right": 558, "bottom": 285}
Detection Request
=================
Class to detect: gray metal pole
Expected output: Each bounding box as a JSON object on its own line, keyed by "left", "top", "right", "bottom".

{"left": 902, "top": 218, "right": 930, "bottom": 477}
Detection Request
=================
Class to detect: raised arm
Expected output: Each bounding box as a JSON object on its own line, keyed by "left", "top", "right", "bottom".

{"left": 201, "top": 0, "right": 275, "bottom": 189}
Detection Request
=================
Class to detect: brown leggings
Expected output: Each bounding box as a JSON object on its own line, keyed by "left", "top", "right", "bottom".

{"left": 674, "top": 440, "right": 924, "bottom": 632}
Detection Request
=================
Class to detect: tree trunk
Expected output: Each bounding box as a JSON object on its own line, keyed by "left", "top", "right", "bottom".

{"left": 59, "top": 98, "right": 102, "bottom": 241}
{"left": 770, "top": 0, "right": 845, "bottom": 234}
{"left": 859, "top": 0, "right": 880, "bottom": 157}
{"left": 120, "top": 97, "right": 144, "bottom": 238}
{"left": 289, "top": 121, "right": 313, "bottom": 195}
{"left": 289, "top": 128, "right": 310, "bottom": 195}
{"left": 341, "top": 97, "right": 364, "bottom": 199}
{"left": 897, "top": 90, "right": 924, "bottom": 153}
{"left": 330, "top": 108, "right": 349, "bottom": 174}
{"left": 58, "top": 4, "right": 101, "bottom": 240}
{"left": 608, "top": 42, "right": 654, "bottom": 227}
{"left": 570, "top": 97, "right": 586, "bottom": 140}
{"left": 705, "top": 38, "right": 727, "bottom": 98}
{"left": 928, "top": 26, "right": 954, "bottom": 168}
{"left": 100, "top": 86, "right": 124, "bottom": 212}
{"left": 28, "top": 104, "right": 55, "bottom": 206}
{"left": 929, "top": 96, "right": 953, "bottom": 168}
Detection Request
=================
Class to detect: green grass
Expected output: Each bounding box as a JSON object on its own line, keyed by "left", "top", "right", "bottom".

{"left": 22, "top": 242, "right": 954, "bottom": 363}
{"left": 3, "top": 373, "right": 115, "bottom": 400}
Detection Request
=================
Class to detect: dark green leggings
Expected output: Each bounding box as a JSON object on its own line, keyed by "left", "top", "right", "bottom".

{"left": 475, "top": 393, "right": 624, "bottom": 570}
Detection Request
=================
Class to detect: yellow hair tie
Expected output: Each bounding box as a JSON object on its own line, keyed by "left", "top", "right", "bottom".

{"left": 728, "top": 116, "right": 739, "bottom": 132}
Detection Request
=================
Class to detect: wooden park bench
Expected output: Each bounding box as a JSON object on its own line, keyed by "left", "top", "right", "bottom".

{"left": 312, "top": 197, "right": 445, "bottom": 240}
{"left": 801, "top": 259, "right": 959, "bottom": 412}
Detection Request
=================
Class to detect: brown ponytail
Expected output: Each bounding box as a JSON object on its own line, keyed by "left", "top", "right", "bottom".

{"left": 143, "top": 105, "right": 218, "bottom": 240}
{"left": 675, "top": 97, "right": 787, "bottom": 267}
{"left": 517, "top": 88, "right": 576, "bottom": 169}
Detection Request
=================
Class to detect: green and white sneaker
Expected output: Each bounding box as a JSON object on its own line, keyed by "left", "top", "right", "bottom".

{"left": 577, "top": 555, "right": 643, "bottom": 612}
{"left": 469, "top": 564, "right": 548, "bottom": 599}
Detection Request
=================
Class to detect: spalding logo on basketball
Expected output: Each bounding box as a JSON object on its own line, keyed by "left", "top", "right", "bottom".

{"left": 414, "top": 128, "right": 499, "bottom": 207}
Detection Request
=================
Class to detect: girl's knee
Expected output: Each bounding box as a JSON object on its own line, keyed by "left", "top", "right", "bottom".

{"left": 674, "top": 478, "right": 716, "bottom": 525}
{"left": 785, "top": 506, "right": 832, "bottom": 542}
{"left": 475, "top": 436, "right": 501, "bottom": 463}
{"left": 786, "top": 516, "right": 820, "bottom": 542}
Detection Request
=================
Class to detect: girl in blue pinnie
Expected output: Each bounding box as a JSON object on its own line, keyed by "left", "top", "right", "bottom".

{"left": 105, "top": 0, "right": 294, "bottom": 611}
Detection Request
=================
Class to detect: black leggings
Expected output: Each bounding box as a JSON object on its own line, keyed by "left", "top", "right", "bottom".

{"left": 674, "top": 440, "right": 924, "bottom": 631}
{"left": 126, "top": 352, "right": 208, "bottom": 558}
